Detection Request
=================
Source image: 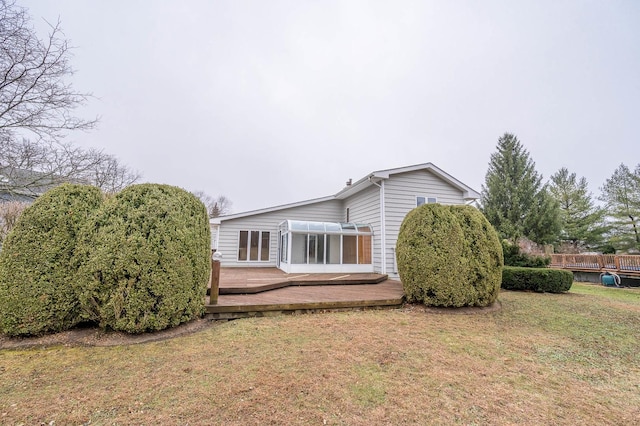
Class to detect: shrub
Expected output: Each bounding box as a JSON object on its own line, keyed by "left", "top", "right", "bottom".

{"left": 502, "top": 240, "right": 550, "bottom": 267}
{"left": 396, "top": 204, "right": 503, "bottom": 307}
{"left": 502, "top": 266, "right": 573, "bottom": 293}
{"left": 75, "top": 184, "right": 210, "bottom": 333}
{"left": 0, "top": 184, "right": 103, "bottom": 336}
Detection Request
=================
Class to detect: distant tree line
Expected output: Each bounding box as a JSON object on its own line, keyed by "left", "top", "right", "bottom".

{"left": 481, "top": 132, "right": 640, "bottom": 254}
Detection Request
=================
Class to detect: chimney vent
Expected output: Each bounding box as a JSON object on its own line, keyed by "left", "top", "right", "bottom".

{"left": 346, "top": 178, "right": 352, "bottom": 186}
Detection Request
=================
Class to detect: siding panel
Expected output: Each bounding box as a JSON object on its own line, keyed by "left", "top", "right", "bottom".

{"left": 383, "top": 170, "right": 466, "bottom": 277}
{"left": 343, "top": 185, "right": 382, "bottom": 272}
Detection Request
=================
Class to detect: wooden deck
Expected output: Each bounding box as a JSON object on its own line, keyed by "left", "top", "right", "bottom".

{"left": 550, "top": 254, "right": 640, "bottom": 277}
{"left": 206, "top": 268, "right": 404, "bottom": 319}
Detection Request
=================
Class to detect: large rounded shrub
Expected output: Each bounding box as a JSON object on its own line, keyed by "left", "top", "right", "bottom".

{"left": 74, "top": 184, "right": 210, "bottom": 333}
{"left": 396, "top": 204, "right": 503, "bottom": 307}
{"left": 0, "top": 184, "right": 103, "bottom": 336}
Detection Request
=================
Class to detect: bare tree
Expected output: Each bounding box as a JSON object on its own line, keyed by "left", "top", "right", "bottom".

{"left": 78, "top": 150, "right": 140, "bottom": 194}
{"left": 192, "top": 191, "right": 232, "bottom": 218}
{"left": 0, "top": 200, "right": 28, "bottom": 247}
{"left": 0, "top": 138, "right": 140, "bottom": 196}
{"left": 0, "top": 0, "right": 97, "bottom": 142}
{"left": 0, "top": 1, "right": 138, "bottom": 196}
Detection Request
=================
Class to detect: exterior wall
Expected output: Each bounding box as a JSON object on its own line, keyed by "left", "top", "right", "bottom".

{"left": 343, "top": 184, "right": 382, "bottom": 273}
{"left": 383, "top": 170, "right": 466, "bottom": 277}
{"left": 216, "top": 199, "right": 343, "bottom": 267}
{"left": 216, "top": 167, "right": 474, "bottom": 275}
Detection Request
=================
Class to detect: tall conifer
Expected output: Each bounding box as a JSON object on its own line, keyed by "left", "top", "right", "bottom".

{"left": 549, "top": 168, "right": 606, "bottom": 251}
{"left": 481, "top": 133, "right": 560, "bottom": 245}
{"left": 600, "top": 164, "right": 640, "bottom": 251}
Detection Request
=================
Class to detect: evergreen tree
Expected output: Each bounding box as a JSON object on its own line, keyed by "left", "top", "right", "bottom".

{"left": 481, "top": 133, "right": 560, "bottom": 245}
{"left": 600, "top": 164, "right": 640, "bottom": 252}
{"left": 549, "top": 167, "right": 606, "bottom": 251}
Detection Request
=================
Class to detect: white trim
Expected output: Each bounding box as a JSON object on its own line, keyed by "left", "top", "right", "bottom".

{"left": 380, "top": 180, "right": 386, "bottom": 274}
{"left": 416, "top": 195, "right": 438, "bottom": 206}
{"left": 281, "top": 263, "right": 374, "bottom": 274}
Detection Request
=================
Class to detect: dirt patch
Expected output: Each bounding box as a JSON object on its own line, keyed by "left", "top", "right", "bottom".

{"left": 0, "top": 317, "right": 222, "bottom": 350}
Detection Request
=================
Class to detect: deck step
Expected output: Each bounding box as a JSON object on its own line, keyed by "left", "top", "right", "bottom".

{"left": 218, "top": 273, "right": 389, "bottom": 294}
{"left": 206, "top": 279, "right": 405, "bottom": 318}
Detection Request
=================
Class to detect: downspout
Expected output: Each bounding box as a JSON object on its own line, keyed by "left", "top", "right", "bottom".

{"left": 369, "top": 177, "right": 386, "bottom": 274}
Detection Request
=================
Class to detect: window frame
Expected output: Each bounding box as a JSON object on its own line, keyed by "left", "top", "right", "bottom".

{"left": 416, "top": 196, "right": 438, "bottom": 206}
{"left": 237, "top": 230, "right": 271, "bottom": 262}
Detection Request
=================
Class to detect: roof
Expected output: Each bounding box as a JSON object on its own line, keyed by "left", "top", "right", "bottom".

{"left": 210, "top": 195, "right": 336, "bottom": 224}
{"left": 212, "top": 162, "right": 480, "bottom": 224}
{"left": 0, "top": 166, "right": 64, "bottom": 202}
{"left": 334, "top": 162, "right": 481, "bottom": 200}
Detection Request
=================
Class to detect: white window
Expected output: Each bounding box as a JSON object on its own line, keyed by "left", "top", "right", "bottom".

{"left": 238, "top": 230, "right": 270, "bottom": 261}
{"left": 416, "top": 196, "right": 437, "bottom": 206}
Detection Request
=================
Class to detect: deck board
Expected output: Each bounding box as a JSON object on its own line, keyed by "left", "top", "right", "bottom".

{"left": 206, "top": 268, "right": 404, "bottom": 318}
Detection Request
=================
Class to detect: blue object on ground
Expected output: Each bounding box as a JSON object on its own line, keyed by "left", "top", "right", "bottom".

{"left": 601, "top": 274, "right": 616, "bottom": 286}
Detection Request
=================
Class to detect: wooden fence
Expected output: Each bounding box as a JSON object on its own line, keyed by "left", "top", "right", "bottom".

{"left": 549, "top": 254, "right": 640, "bottom": 277}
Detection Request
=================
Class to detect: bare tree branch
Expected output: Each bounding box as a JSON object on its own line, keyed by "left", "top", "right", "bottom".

{"left": 0, "top": 0, "right": 97, "bottom": 142}
{"left": 192, "top": 191, "right": 233, "bottom": 218}
{"left": 0, "top": 199, "right": 27, "bottom": 247}
{"left": 0, "top": 1, "right": 138, "bottom": 198}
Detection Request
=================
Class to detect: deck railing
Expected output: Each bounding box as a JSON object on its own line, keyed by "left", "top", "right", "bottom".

{"left": 549, "top": 254, "right": 640, "bottom": 276}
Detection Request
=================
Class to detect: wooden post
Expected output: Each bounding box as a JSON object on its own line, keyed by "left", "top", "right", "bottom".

{"left": 210, "top": 251, "right": 222, "bottom": 305}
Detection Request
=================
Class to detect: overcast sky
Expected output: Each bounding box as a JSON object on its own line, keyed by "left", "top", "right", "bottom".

{"left": 21, "top": 1, "right": 640, "bottom": 213}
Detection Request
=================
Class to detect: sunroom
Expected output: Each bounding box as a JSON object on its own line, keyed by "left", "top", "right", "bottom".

{"left": 277, "top": 220, "right": 374, "bottom": 274}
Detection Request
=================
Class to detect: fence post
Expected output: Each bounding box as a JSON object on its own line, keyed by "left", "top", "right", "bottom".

{"left": 210, "top": 251, "right": 222, "bottom": 305}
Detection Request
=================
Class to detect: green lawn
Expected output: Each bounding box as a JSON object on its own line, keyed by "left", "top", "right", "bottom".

{"left": 1, "top": 282, "right": 639, "bottom": 425}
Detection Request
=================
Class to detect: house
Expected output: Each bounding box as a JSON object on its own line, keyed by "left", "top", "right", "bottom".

{"left": 0, "top": 166, "right": 63, "bottom": 203}
{"left": 211, "top": 162, "right": 480, "bottom": 278}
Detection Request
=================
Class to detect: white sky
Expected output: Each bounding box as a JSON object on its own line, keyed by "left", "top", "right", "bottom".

{"left": 21, "top": 0, "right": 640, "bottom": 213}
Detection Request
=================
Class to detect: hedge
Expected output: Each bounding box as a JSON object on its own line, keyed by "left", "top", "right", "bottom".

{"left": 0, "top": 184, "right": 103, "bottom": 336}
{"left": 74, "top": 184, "right": 211, "bottom": 333}
{"left": 396, "top": 204, "right": 503, "bottom": 307}
{"left": 502, "top": 266, "right": 573, "bottom": 293}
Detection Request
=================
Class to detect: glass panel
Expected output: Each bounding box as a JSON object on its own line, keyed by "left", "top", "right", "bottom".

{"left": 261, "top": 232, "right": 270, "bottom": 261}
{"left": 308, "top": 222, "right": 325, "bottom": 232}
{"left": 238, "top": 231, "right": 248, "bottom": 261}
{"left": 327, "top": 234, "right": 341, "bottom": 264}
{"left": 317, "top": 234, "right": 325, "bottom": 264}
{"left": 358, "top": 235, "right": 372, "bottom": 264}
{"left": 341, "top": 223, "right": 357, "bottom": 234}
{"left": 325, "top": 222, "right": 341, "bottom": 232}
{"left": 280, "top": 234, "right": 287, "bottom": 262}
{"left": 417, "top": 196, "right": 426, "bottom": 206}
{"left": 427, "top": 197, "right": 437, "bottom": 203}
{"left": 356, "top": 224, "right": 371, "bottom": 233}
{"left": 343, "top": 235, "right": 357, "bottom": 264}
{"left": 290, "top": 221, "right": 308, "bottom": 231}
{"left": 308, "top": 234, "right": 318, "bottom": 264}
{"left": 291, "top": 233, "right": 307, "bottom": 264}
{"left": 250, "top": 231, "right": 260, "bottom": 261}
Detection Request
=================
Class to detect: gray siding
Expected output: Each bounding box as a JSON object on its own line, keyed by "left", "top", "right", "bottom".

{"left": 383, "top": 170, "right": 466, "bottom": 276}
{"left": 343, "top": 185, "right": 382, "bottom": 273}
{"left": 217, "top": 199, "right": 343, "bottom": 267}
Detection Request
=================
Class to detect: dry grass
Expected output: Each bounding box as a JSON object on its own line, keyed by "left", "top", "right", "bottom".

{"left": 1, "top": 282, "right": 640, "bottom": 425}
